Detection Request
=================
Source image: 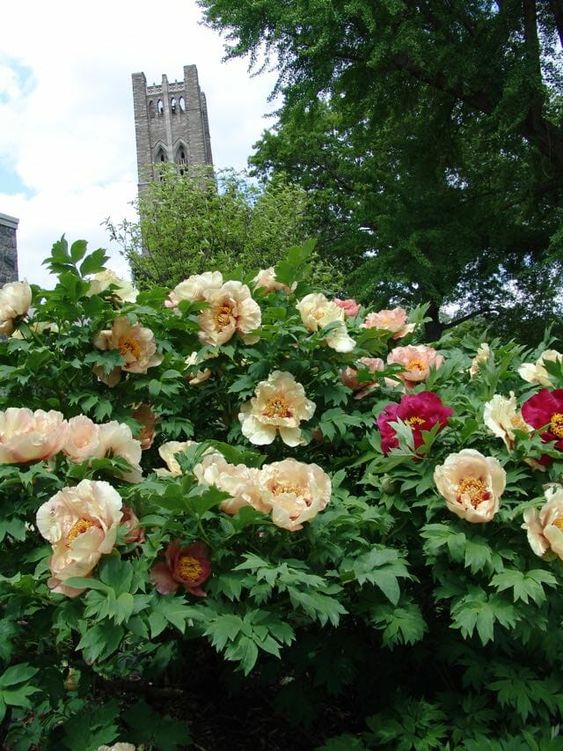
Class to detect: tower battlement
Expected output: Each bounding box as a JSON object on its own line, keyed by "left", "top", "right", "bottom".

{"left": 131, "top": 65, "right": 213, "bottom": 191}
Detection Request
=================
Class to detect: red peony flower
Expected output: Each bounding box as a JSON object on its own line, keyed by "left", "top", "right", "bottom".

{"left": 522, "top": 389, "right": 563, "bottom": 459}
{"left": 377, "top": 391, "right": 453, "bottom": 455}
{"left": 150, "top": 540, "right": 211, "bottom": 597}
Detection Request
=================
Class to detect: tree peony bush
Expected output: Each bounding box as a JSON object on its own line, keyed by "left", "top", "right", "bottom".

{"left": 0, "top": 237, "right": 561, "bottom": 750}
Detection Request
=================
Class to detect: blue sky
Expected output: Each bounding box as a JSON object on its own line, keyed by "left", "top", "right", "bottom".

{"left": 0, "top": 0, "right": 278, "bottom": 286}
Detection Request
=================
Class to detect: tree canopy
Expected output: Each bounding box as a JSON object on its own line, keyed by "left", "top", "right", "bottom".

{"left": 107, "top": 166, "right": 313, "bottom": 289}
{"left": 200, "top": 0, "right": 563, "bottom": 340}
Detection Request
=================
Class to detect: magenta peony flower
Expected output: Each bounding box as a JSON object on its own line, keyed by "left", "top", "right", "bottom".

{"left": 376, "top": 391, "right": 453, "bottom": 454}
{"left": 522, "top": 389, "right": 563, "bottom": 458}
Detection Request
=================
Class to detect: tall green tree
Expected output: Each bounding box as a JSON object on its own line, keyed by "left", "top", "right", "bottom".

{"left": 107, "top": 166, "right": 313, "bottom": 288}
{"left": 200, "top": 0, "right": 563, "bottom": 340}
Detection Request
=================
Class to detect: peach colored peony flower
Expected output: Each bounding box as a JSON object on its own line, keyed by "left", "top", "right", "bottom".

{"left": 522, "top": 485, "right": 563, "bottom": 560}
{"left": 150, "top": 540, "right": 211, "bottom": 596}
{"left": 387, "top": 345, "right": 444, "bottom": 388}
{"left": 468, "top": 343, "right": 491, "bottom": 379}
{"left": 518, "top": 350, "right": 563, "bottom": 389}
{"left": 93, "top": 316, "right": 162, "bottom": 386}
{"left": 194, "top": 452, "right": 270, "bottom": 515}
{"left": 341, "top": 357, "right": 385, "bottom": 399}
{"left": 97, "top": 422, "right": 143, "bottom": 483}
{"left": 483, "top": 393, "right": 530, "bottom": 450}
{"left": 433, "top": 449, "right": 506, "bottom": 523}
{"left": 238, "top": 370, "right": 316, "bottom": 446}
{"left": 63, "top": 415, "right": 101, "bottom": 462}
{"left": 362, "top": 307, "right": 415, "bottom": 339}
{"left": 36, "top": 479, "right": 123, "bottom": 597}
{"left": 97, "top": 744, "right": 136, "bottom": 751}
{"left": 296, "top": 293, "right": 355, "bottom": 352}
{"left": 253, "top": 267, "right": 295, "bottom": 294}
{"left": 334, "top": 298, "right": 361, "bottom": 317}
{"left": 198, "top": 281, "right": 261, "bottom": 346}
{"left": 0, "top": 281, "right": 32, "bottom": 336}
{"left": 259, "top": 459, "right": 331, "bottom": 531}
{"left": 166, "top": 271, "right": 224, "bottom": 308}
{"left": 86, "top": 270, "right": 137, "bottom": 303}
{"left": 0, "top": 408, "right": 67, "bottom": 464}
{"left": 131, "top": 403, "right": 157, "bottom": 449}
{"left": 156, "top": 440, "right": 199, "bottom": 477}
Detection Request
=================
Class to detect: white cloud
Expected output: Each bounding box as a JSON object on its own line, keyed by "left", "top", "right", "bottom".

{"left": 0, "top": 0, "right": 278, "bottom": 287}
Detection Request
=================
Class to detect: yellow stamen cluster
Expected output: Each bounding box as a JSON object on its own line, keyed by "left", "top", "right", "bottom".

{"left": 552, "top": 517, "right": 563, "bottom": 531}
{"left": 406, "top": 416, "right": 425, "bottom": 427}
{"left": 407, "top": 358, "right": 426, "bottom": 372}
{"left": 457, "top": 477, "right": 488, "bottom": 508}
{"left": 263, "top": 397, "right": 292, "bottom": 419}
{"left": 118, "top": 335, "right": 142, "bottom": 360}
{"left": 215, "top": 303, "right": 234, "bottom": 330}
{"left": 271, "top": 482, "right": 303, "bottom": 497}
{"left": 66, "top": 518, "right": 97, "bottom": 544}
{"left": 175, "top": 554, "right": 203, "bottom": 583}
{"left": 550, "top": 413, "right": 563, "bottom": 439}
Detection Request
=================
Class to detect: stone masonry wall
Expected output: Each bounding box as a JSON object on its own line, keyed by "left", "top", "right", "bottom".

{"left": 131, "top": 65, "right": 213, "bottom": 192}
{"left": 0, "top": 213, "right": 19, "bottom": 285}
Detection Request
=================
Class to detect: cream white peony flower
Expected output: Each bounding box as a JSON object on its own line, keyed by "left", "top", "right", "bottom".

{"left": 468, "top": 342, "right": 491, "bottom": 379}
{"left": 238, "top": 371, "right": 316, "bottom": 446}
{"left": 166, "top": 271, "right": 224, "bottom": 308}
{"left": 296, "top": 293, "right": 355, "bottom": 353}
{"left": 522, "top": 485, "right": 563, "bottom": 560}
{"left": 96, "top": 744, "right": 136, "bottom": 751}
{"left": 96, "top": 422, "right": 143, "bottom": 483}
{"left": 483, "top": 392, "right": 530, "bottom": 450}
{"left": 253, "top": 267, "right": 295, "bottom": 294}
{"left": 518, "top": 350, "right": 563, "bottom": 388}
{"left": 86, "top": 270, "right": 137, "bottom": 303}
{"left": 0, "top": 408, "right": 67, "bottom": 464}
{"left": 433, "top": 449, "right": 506, "bottom": 523}
{"left": 156, "top": 440, "right": 199, "bottom": 477}
{"left": 36, "top": 479, "right": 123, "bottom": 597}
{"left": 259, "top": 459, "right": 332, "bottom": 531}
{"left": 198, "top": 281, "right": 262, "bottom": 346}
{"left": 185, "top": 351, "right": 213, "bottom": 385}
{"left": 0, "top": 281, "right": 32, "bottom": 336}
{"left": 194, "top": 452, "right": 269, "bottom": 515}
{"left": 93, "top": 316, "right": 162, "bottom": 386}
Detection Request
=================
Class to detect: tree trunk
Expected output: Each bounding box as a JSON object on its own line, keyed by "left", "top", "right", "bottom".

{"left": 424, "top": 301, "right": 445, "bottom": 342}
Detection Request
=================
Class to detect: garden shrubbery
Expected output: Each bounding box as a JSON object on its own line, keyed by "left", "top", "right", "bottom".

{"left": 0, "top": 238, "right": 562, "bottom": 750}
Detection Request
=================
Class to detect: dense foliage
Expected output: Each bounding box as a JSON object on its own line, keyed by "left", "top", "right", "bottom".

{"left": 200, "top": 0, "right": 563, "bottom": 341}
{"left": 105, "top": 166, "right": 317, "bottom": 290}
{"left": 0, "top": 238, "right": 562, "bottom": 750}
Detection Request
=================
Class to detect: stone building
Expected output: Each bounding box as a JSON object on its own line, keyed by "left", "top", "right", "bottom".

{"left": 0, "top": 213, "right": 19, "bottom": 285}
{"left": 131, "top": 65, "right": 213, "bottom": 191}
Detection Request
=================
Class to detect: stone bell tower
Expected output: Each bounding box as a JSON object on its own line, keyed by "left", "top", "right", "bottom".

{"left": 131, "top": 65, "right": 213, "bottom": 192}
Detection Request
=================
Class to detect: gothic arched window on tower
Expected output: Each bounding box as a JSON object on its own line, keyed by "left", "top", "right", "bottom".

{"left": 156, "top": 147, "right": 167, "bottom": 163}
{"left": 148, "top": 100, "right": 155, "bottom": 119}
{"left": 179, "top": 96, "right": 186, "bottom": 112}
{"left": 176, "top": 145, "right": 188, "bottom": 175}
{"left": 170, "top": 97, "right": 177, "bottom": 114}
{"left": 157, "top": 99, "right": 164, "bottom": 115}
